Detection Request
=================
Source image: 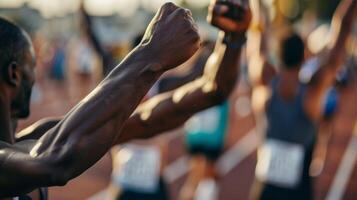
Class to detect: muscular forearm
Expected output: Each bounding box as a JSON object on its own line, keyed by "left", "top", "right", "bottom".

{"left": 31, "top": 47, "right": 163, "bottom": 181}
{"left": 159, "top": 47, "right": 212, "bottom": 93}
{"left": 115, "top": 32, "right": 242, "bottom": 144}
{"left": 1, "top": 3, "right": 200, "bottom": 195}
{"left": 206, "top": 32, "right": 242, "bottom": 98}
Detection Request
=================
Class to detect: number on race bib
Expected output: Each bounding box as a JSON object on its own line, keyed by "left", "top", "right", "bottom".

{"left": 112, "top": 144, "right": 161, "bottom": 192}
{"left": 256, "top": 139, "right": 305, "bottom": 188}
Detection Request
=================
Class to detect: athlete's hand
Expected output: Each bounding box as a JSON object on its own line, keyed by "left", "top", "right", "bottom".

{"left": 140, "top": 3, "right": 201, "bottom": 71}
{"left": 207, "top": 0, "right": 251, "bottom": 34}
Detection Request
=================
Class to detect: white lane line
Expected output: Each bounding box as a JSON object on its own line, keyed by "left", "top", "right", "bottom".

{"left": 326, "top": 128, "right": 357, "bottom": 200}
{"left": 87, "top": 188, "right": 110, "bottom": 200}
{"left": 217, "top": 129, "right": 258, "bottom": 176}
{"left": 88, "top": 129, "right": 259, "bottom": 198}
{"left": 163, "top": 155, "right": 190, "bottom": 183}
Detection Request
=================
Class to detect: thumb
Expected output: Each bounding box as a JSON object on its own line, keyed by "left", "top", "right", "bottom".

{"left": 213, "top": 4, "right": 229, "bottom": 16}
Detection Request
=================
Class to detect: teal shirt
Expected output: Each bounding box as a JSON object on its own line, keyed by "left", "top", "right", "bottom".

{"left": 184, "top": 101, "right": 229, "bottom": 150}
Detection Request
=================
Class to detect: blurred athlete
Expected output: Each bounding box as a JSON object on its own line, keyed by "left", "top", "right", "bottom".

{"left": 247, "top": 0, "right": 357, "bottom": 199}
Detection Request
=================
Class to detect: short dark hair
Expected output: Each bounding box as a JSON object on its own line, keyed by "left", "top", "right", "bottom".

{"left": 0, "top": 17, "right": 31, "bottom": 75}
{"left": 279, "top": 32, "right": 304, "bottom": 69}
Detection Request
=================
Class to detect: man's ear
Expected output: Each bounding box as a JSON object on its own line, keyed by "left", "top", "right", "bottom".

{"left": 5, "top": 61, "right": 21, "bottom": 87}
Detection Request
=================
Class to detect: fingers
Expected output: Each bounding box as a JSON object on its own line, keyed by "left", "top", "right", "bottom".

{"left": 207, "top": 0, "right": 252, "bottom": 32}
{"left": 185, "top": 8, "right": 193, "bottom": 17}
{"left": 170, "top": 7, "right": 197, "bottom": 29}
{"left": 207, "top": 4, "right": 228, "bottom": 27}
{"left": 213, "top": 4, "right": 230, "bottom": 16}
{"left": 158, "top": 2, "right": 179, "bottom": 17}
{"left": 157, "top": 3, "right": 200, "bottom": 46}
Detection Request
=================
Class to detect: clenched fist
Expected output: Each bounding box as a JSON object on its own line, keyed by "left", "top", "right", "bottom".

{"left": 207, "top": 0, "right": 251, "bottom": 34}
{"left": 139, "top": 3, "right": 201, "bottom": 71}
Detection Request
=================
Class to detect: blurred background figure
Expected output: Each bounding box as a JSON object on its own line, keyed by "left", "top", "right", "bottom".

{"left": 109, "top": 140, "right": 170, "bottom": 200}
{"left": 248, "top": 0, "right": 356, "bottom": 200}
{"left": 1, "top": 0, "right": 356, "bottom": 199}
{"left": 50, "top": 38, "right": 67, "bottom": 80}
{"left": 181, "top": 101, "right": 230, "bottom": 200}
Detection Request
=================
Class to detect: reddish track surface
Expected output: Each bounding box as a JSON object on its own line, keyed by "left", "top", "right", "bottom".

{"left": 19, "top": 71, "right": 356, "bottom": 200}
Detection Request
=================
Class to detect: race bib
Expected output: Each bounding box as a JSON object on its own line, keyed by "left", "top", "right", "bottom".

{"left": 112, "top": 144, "right": 161, "bottom": 192}
{"left": 256, "top": 139, "right": 305, "bottom": 188}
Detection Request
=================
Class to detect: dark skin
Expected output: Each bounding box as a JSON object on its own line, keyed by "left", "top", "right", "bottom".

{"left": 15, "top": 2, "right": 250, "bottom": 199}
{"left": 156, "top": 42, "right": 214, "bottom": 94}
{"left": 0, "top": 3, "right": 200, "bottom": 197}
{"left": 17, "top": 0, "right": 251, "bottom": 147}
{"left": 14, "top": 2, "right": 250, "bottom": 199}
{"left": 80, "top": 2, "right": 208, "bottom": 94}
{"left": 248, "top": 0, "right": 357, "bottom": 122}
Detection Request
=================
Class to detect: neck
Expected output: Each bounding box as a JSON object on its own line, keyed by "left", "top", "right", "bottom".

{"left": 0, "top": 92, "right": 15, "bottom": 143}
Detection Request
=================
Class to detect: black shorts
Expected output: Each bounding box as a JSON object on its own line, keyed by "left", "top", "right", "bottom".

{"left": 187, "top": 145, "right": 223, "bottom": 161}
{"left": 117, "top": 177, "right": 169, "bottom": 200}
{"left": 259, "top": 179, "right": 313, "bottom": 200}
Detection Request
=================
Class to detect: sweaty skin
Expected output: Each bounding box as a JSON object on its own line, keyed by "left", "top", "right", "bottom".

{"left": 17, "top": 0, "right": 251, "bottom": 146}
{"left": 0, "top": 3, "right": 200, "bottom": 197}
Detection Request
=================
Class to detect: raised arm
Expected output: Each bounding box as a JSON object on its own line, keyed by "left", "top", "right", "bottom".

{"left": 115, "top": 0, "right": 251, "bottom": 144}
{"left": 247, "top": 0, "right": 275, "bottom": 88}
{"left": 158, "top": 43, "right": 214, "bottom": 93}
{"left": 80, "top": 2, "right": 115, "bottom": 74}
{"left": 0, "top": 3, "right": 200, "bottom": 197}
{"left": 305, "top": 0, "right": 357, "bottom": 120}
{"left": 247, "top": 0, "right": 276, "bottom": 114}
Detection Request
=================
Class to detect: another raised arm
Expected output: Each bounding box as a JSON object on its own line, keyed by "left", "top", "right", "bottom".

{"left": 115, "top": 0, "right": 252, "bottom": 144}
{"left": 80, "top": 2, "right": 115, "bottom": 74}
{"left": 0, "top": 3, "right": 199, "bottom": 197}
{"left": 247, "top": 0, "right": 276, "bottom": 88}
{"left": 305, "top": 0, "right": 357, "bottom": 120}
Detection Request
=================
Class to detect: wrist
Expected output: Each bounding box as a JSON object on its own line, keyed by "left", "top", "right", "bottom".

{"left": 222, "top": 31, "right": 246, "bottom": 49}
{"left": 134, "top": 45, "right": 165, "bottom": 73}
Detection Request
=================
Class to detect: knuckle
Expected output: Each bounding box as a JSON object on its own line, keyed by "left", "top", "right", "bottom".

{"left": 185, "top": 8, "right": 192, "bottom": 16}
{"left": 163, "top": 2, "right": 174, "bottom": 8}
{"left": 193, "top": 33, "right": 200, "bottom": 42}
{"left": 177, "top": 8, "right": 186, "bottom": 15}
{"left": 161, "top": 2, "right": 177, "bottom": 12}
{"left": 188, "top": 31, "right": 200, "bottom": 41}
